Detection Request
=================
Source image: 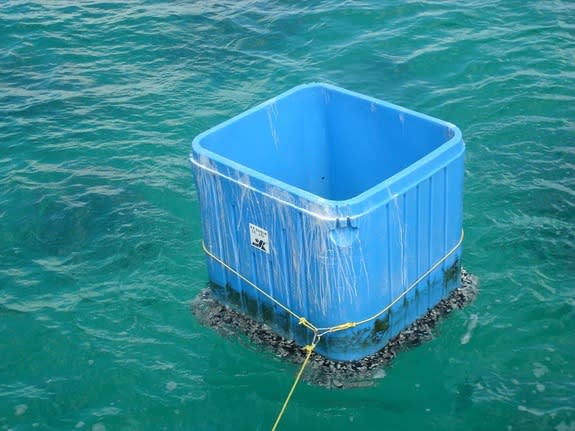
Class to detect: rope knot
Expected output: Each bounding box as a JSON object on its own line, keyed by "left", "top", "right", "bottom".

{"left": 298, "top": 317, "right": 316, "bottom": 330}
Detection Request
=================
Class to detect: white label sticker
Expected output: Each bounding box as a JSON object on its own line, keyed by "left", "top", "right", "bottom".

{"left": 249, "top": 223, "right": 270, "bottom": 254}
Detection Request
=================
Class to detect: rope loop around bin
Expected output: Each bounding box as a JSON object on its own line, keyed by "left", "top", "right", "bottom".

{"left": 200, "top": 229, "right": 464, "bottom": 430}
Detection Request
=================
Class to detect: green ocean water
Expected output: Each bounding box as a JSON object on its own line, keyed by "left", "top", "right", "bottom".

{"left": 1, "top": 1, "right": 574, "bottom": 430}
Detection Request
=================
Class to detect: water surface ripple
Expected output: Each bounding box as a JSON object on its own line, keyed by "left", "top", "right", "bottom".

{"left": 1, "top": 1, "right": 574, "bottom": 430}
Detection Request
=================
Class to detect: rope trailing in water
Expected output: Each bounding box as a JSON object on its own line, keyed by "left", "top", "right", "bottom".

{"left": 271, "top": 336, "right": 318, "bottom": 431}
{"left": 200, "top": 229, "right": 464, "bottom": 429}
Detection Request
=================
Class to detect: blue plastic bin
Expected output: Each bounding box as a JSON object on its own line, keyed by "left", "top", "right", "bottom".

{"left": 191, "top": 83, "right": 465, "bottom": 361}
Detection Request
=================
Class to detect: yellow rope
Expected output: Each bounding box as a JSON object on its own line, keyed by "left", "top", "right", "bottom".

{"left": 201, "top": 229, "right": 464, "bottom": 430}
{"left": 271, "top": 342, "right": 317, "bottom": 431}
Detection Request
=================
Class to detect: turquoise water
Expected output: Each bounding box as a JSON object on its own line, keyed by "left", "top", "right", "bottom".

{"left": 1, "top": 1, "right": 574, "bottom": 430}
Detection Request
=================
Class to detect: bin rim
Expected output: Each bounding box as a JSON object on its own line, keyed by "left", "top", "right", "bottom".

{"left": 190, "top": 82, "right": 464, "bottom": 209}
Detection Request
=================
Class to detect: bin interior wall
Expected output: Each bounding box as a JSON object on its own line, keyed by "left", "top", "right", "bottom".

{"left": 200, "top": 86, "right": 454, "bottom": 201}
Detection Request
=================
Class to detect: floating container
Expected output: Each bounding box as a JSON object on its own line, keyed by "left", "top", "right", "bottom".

{"left": 191, "top": 83, "right": 465, "bottom": 361}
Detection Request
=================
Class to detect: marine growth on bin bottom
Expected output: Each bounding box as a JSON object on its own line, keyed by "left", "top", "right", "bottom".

{"left": 191, "top": 269, "right": 478, "bottom": 389}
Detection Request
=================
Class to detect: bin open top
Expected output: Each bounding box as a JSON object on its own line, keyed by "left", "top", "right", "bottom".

{"left": 191, "top": 83, "right": 463, "bottom": 204}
